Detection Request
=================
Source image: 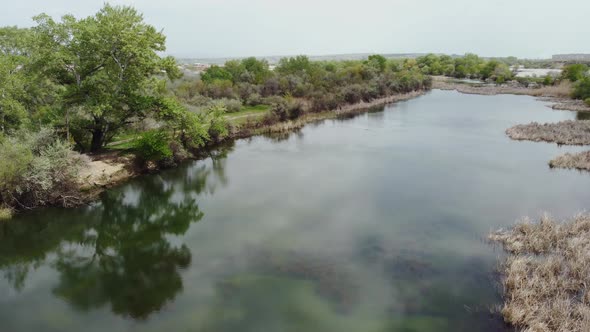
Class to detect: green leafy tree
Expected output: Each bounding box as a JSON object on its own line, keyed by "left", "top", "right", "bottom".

{"left": 367, "top": 54, "right": 387, "bottom": 72}
{"left": 0, "top": 55, "right": 27, "bottom": 132}
{"left": 201, "top": 65, "right": 233, "bottom": 83}
{"left": 31, "top": 4, "right": 180, "bottom": 152}
{"left": 276, "top": 55, "right": 311, "bottom": 76}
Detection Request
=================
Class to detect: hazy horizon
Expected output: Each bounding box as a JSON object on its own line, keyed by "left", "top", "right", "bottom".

{"left": 2, "top": 0, "right": 589, "bottom": 59}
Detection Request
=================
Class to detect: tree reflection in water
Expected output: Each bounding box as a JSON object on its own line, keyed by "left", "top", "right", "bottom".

{"left": 0, "top": 145, "right": 232, "bottom": 320}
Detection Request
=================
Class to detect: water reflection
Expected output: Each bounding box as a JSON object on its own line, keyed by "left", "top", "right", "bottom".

{"left": 52, "top": 176, "right": 201, "bottom": 319}
{"left": 0, "top": 149, "right": 230, "bottom": 320}
{"left": 576, "top": 111, "right": 590, "bottom": 121}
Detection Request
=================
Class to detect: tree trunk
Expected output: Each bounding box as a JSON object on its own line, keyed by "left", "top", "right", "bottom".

{"left": 90, "top": 129, "right": 104, "bottom": 153}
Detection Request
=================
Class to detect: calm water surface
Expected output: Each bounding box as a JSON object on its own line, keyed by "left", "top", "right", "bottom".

{"left": 2, "top": 90, "right": 590, "bottom": 332}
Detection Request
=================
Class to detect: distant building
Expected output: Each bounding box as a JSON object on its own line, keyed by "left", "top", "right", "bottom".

{"left": 552, "top": 54, "right": 590, "bottom": 62}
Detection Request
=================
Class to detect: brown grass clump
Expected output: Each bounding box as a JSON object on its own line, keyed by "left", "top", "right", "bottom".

{"left": 549, "top": 151, "right": 590, "bottom": 171}
{"left": 506, "top": 120, "right": 590, "bottom": 145}
{"left": 490, "top": 214, "right": 590, "bottom": 332}
{"left": 529, "top": 81, "right": 573, "bottom": 99}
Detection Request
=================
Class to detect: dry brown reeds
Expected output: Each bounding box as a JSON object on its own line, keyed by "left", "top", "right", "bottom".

{"left": 549, "top": 151, "right": 590, "bottom": 171}
{"left": 489, "top": 214, "right": 590, "bottom": 332}
{"left": 506, "top": 120, "right": 590, "bottom": 145}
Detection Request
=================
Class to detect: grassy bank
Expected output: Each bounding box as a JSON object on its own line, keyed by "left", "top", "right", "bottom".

{"left": 490, "top": 214, "right": 590, "bottom": 332}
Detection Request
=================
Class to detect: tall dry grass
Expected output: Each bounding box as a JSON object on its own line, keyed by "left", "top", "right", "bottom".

{"left": 549, "top": 151, "right": 590, "bottom": 171}
{"left": 490, "top": 214, "right": 590, "bottom": 332}
{"left": 506, "top": 120, "right": 590, "bottom": 145}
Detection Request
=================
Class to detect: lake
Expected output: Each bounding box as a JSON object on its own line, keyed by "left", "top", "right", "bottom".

{"left": 2, "top": 90, "right": 589, "bottom": 332}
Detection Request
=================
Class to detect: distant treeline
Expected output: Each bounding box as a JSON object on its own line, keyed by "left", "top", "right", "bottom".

{"left": 170, "top": 54, "right": 431, "bottom": 115}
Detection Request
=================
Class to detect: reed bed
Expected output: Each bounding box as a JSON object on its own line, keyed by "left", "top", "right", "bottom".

{"left": 490, "top": 214, "right": 590, "bottom": 332}
{"left": 549, "top": 151, "right": 590, "bottom": 171}
{"left": 506, "top": 120, "right": 590, "bottom": 145}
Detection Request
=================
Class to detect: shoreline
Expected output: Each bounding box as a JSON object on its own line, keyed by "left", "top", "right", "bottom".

{"left": 432, "top": 76, "right": 590, "bottom": 113}
{"left": 67, "top": 91, "right": 427, "bottom": 211}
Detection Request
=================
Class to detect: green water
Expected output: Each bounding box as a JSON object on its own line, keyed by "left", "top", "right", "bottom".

{"left": 2, "top": 90, "right": 589, "bottom": 331}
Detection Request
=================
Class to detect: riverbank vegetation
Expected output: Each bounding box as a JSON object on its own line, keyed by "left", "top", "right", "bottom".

{"left": 0, "top": 5, "right": 431, "bottom": 216}
{"left": 419, "top": 54, "right": 590, "bottom": 110}
{"left": 490, "top": 214, "right": 590, "bottom": 332}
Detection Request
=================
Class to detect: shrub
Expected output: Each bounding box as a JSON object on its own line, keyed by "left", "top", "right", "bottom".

{"left": 179, "top": 111, "right": 210, "bottom": 149}
{"left": 205, "top": 105, "right": 229, "bottom": 142}
{"left": 245, "top": 93, "right": 263, "bottom": 106}
{"left": 201, "top": 79, "right": 236, "bottom": 99}
{"left": 169, "top": 140, "right": 190, "bottom": 163}
{"left": 187, "top": 94, "right": 212, "bottom": 107}
{"left": 586, "top": 98, "right": 590, "bottom": 107}
{"left": 310, "top": 92, "right": 343, "bottom": 112}
{"left": 236, "top": 82, "right": 260, "bottom": 101}
{"left": 561, "top": 64, "right": 589, "bottom": 82}
{"left": 214, "top": 98, "right": 242, "bottom": 113}
{"left": 573, "top": 77, "right": 590, "bottom": 100}
{"left": 341, "top": 84, "right": 364, "bottom": 104}
{"left": 262, "top": 95, "right": 285, "bottom": 105}
{"left": 270, "top": 99, "right": 305, "bottom": 121}
{"left": 0, "top": 128, "right": 88, "bottom": 210}
{"left": 134, "top": 130, "right": 173, "bottom": 163}
{"left": 543, "top": 75, "right": 554, "bottom": 86}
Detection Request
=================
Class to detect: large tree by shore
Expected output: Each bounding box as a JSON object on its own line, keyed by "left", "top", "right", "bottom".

{"left": 31, "top": 4, "right": 179, "bottom": 152}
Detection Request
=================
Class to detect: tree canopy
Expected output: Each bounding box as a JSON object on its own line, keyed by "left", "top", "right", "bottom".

{"left": 29, "top": 4, "right": 180, "bottom": 151}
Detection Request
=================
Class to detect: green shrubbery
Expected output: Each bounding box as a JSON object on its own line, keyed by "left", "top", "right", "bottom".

{"left": 134, "top": 130, "right": 173, "bottom": 163}
{"left": 214, "top": 98, "right": 242, "bottom": 113}
{"left": 573, "top": 77, "right": 590, "bottom": 100}
{"left": 562, "top": 64, "right": 589, "bottom": 82}
{"left": 173, "top": 55, "right": 432, "bottom": 117}
{"left": 269, "top": 99, "right": 305, "bottom": 121}
{"left": 0, "top": 128, "right": 88, "bottom": 210}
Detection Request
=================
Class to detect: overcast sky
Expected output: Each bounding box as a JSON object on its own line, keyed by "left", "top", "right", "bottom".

{"left": 3, "top": 0, "right": 589, "bottom": 59}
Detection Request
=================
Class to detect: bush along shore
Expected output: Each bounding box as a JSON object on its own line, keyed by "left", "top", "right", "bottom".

{"left": 490, "top": 214, "right": 590, "bottom": 332}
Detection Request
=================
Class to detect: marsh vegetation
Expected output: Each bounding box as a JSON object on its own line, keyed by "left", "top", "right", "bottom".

{"left": 490, "top": 214, "right": 590, "bottom": 332}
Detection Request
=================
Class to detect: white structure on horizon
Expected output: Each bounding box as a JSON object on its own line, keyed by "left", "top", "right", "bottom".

{"left": 552, "top": 54, "right": 590, "bottom": 62}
